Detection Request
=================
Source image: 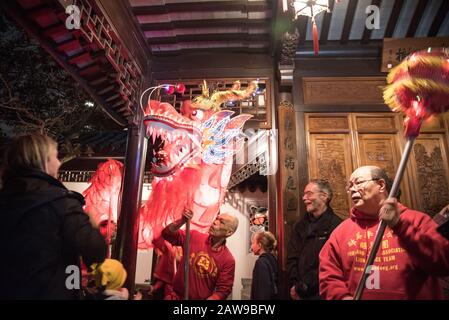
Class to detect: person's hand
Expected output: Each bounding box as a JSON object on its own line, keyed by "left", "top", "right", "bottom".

{"left": 290, "top": 286, "right": 300, "bottom": 300}
{"left": 380, "top": 197, "right": 401, "bottom": 227}
{"left": 182, "top": 209, "right": 193, "bottom": 222}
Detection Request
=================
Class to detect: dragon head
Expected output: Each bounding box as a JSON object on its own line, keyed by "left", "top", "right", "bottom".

{"left": 143, "top": 80, "right": 257, "bottom": 176}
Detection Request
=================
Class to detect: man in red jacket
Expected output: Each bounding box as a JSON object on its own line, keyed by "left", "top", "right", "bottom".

{"left": 319, "top": 165, "right": 449, "bottom": 300}
{"left": 162, "top": 210, "right": 238, "bottom": 300}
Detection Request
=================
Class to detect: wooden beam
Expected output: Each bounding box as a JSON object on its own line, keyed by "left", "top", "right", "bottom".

{"left": 340, "top": 0, "right": 358, "bottom": 44}
{"left": 132, "top": 0, "right": 270, "bottom": 15}
{"left": 147, "top": 33, "right": 269, "bottom": 45}
{"left": 320, "top": 0, "right": 335, "bottom": 45}
{"left": 384, "top": 0, "right": 404, "bottom": 38}
{"left": 406, "top": 0, "right": 428, "bottom": 37}
{"left": 140, "top": 18, "right": 270, "bottom": 31}
{"left": 150, "top": 46, "right": 269, "bottom": 56}
{"left": 361, "top": 0, "right": 382, "bottom": 44}
{"left": 428, "top": 0, "right": 449, "bottom": 37}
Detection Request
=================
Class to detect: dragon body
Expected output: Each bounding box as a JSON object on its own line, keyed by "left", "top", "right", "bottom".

{"left": 138, "top": 81, "right": 256, "bottom": 248}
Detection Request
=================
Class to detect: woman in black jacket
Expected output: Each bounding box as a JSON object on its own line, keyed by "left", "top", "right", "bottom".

{"left": 0, "top": 134, "right": 107, "bottom": 299}
{"left": 250, "top": 231, "right": 278, "bottom": 300}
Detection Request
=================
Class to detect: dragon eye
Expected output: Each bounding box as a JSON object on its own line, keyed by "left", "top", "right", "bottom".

{"left": 192, "top": 109, "right": 204, "bottom": 120}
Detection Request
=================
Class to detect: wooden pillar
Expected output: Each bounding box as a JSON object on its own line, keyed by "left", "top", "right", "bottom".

{"left": 275, "top": 29, "right": 300, "bottom": 298}
{"left": 112, "top": 119, "right": 147, "bottom": 296}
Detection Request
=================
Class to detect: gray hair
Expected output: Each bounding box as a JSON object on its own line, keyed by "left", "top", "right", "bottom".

{"left": 310, "top": 179, "right": 333, "bottom": 206}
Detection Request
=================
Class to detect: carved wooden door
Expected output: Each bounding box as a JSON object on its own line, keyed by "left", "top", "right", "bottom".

{"left": 305, "top": 113, "right": 449, "bottom": 218}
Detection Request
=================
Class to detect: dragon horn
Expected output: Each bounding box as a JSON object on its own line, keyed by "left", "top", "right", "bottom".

{"left": 201, "top": 80, "right": 210, "bottom": 98}
{"left": 208, "top": 80, "right": 258, "bottom": 111}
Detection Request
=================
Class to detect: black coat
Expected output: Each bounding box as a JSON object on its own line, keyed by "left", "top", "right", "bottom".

{"left": 0, "top": 170, "right": 107, "bottom": 300}
{"left": 286, "top": 207, "right": 342, "bottom": 299}
{"left": 250, "top": 252, "right": 278, "bottom": 300}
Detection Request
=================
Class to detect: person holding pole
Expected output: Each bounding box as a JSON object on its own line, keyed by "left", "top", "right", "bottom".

{"left": 162, "top": 209, "right": 238, "bottom": 300}
{"left": 319, "top": 166, "right": 449, "bottom": 300}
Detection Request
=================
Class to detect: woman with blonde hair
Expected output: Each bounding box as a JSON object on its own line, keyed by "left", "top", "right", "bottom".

{"left": 0, "top": 134, "right": 107, "bottom": 299}
{"left": 250, "top": 231, "right": 279, "bottom": 300}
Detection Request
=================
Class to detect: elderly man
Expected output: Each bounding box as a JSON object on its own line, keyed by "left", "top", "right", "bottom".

{"left": 287, "top": 179, "right": 342, "bottom": 300}
{"left": 319, "top": 166, "right": 449, "bottom": 300}
{"left": 162, "top": 210, "right": 238, "bottom": 300}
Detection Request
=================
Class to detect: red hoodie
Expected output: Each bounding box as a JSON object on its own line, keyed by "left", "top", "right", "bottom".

{"left": 162, "top": 229, "right": 235, "bottom": 300}
{"left": 319, "top": 204, "right": 449, "bottom": 300}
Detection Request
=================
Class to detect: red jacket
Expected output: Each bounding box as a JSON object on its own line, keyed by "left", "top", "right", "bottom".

{"left": 319, "top": 204, "right": 449, "bottom": 300}
{"left": 162, "top": 229, "right": 235, "bottom": 300}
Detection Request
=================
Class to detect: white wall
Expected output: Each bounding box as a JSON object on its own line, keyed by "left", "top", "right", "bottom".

{"left": 62, "top": 181, "right": 154, "bottom": 285}
{"left": 222, "top": 189, "right": 268, "bottom": 300}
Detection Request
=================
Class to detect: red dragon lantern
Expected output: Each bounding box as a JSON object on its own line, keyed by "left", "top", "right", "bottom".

{"left": 138, "top": 80, "right": 257, "bottom": 248}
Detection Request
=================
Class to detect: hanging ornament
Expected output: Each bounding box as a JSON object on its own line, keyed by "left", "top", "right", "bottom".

{"left": 164, "top": 84, "right": 175, "bottom": 95}
{"left": 291, "top": 0, "right": 331, "bottom": 55}
{"left": 175, "top": 83, "right": 186, "bottom": 94}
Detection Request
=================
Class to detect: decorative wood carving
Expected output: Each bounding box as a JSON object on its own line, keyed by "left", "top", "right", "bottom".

{"left": 278, "top": 100, "right": 299, "bottom": 260}
{"left": 308, "top": 116, "right": 349, "bottom": 133}
{"left": 413, "top": 135, "right": 449, "bottom": 217}
{"left": 356, "top": 116, "right": 397, "bottom": 133}
{"left": 356, "top": 134, "right": 413, "bottom": 208}
{"left": 358, "top": 135, "right": 397, "bottom": 176}
{"left": 308, "top": 133, "right": 353, "bottom": 219}
{"left": 302, "top": 77, "right": 385, "bottom": 105}
{"left": 279, "top": 30, "right": 300, "bottom": 66}
{"left": 278, "top": 101, "right": 299, "bottom": 223}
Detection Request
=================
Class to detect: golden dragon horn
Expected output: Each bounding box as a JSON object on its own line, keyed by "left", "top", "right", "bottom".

{"left": 208, "top": 80, "right": 258, "bottom": 111}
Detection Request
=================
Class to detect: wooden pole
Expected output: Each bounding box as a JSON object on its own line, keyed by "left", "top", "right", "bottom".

{"left": 184, "top": 219, "right": 191, "bottom": 300}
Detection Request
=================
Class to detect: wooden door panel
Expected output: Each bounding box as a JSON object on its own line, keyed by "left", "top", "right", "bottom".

{"left": 308, "top": 134, "right": 353, "bottom": 219}
{"left": 357, "top": 134, "right": 413, "bottom": 209}
{"left": 412, "top": 134, "right": 449, "bottom": 217}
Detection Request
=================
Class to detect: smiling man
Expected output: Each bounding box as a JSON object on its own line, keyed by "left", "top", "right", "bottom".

{"left": 162, "top": 210, "right": 238, "bottom": 300}
{"left": 287, "top": 179, "right": 342, "bottom": 300}
{"left": 319, "top": 165, "right": 449, "bottom": 300}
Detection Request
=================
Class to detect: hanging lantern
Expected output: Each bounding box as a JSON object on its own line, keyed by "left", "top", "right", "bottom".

{"left": 291, "top": 0, "right": 331, "bottom": 55}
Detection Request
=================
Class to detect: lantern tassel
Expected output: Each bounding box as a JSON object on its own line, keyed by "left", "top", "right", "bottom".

{"left": 312, "top": 18, "right": 319, "bottom": 55}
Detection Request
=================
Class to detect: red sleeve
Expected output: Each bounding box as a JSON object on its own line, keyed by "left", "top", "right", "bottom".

{"left": 319, "top": 232, "right": 351, "bottom": 300}
{"left": 212, "top": 253, "right": 235, "bottom": 300}
{"left": 161, "top": 228, "right": 186, "bottom": 247}
{"left": 392, "top": 210, "right": 449, "bottom": 277}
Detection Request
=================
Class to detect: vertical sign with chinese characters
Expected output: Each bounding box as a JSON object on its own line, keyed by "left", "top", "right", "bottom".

{"left": 278, "top": 101, "right": 299, "bottom": 267}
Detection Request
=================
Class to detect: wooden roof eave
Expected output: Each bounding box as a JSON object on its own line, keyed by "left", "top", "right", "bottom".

{"left": 1, "top": 0, "right": 128, "bottom": 127}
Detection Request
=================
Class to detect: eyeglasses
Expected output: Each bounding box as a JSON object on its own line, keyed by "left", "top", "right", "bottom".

{"left": 345, "top": 178, "right": 380, "bottom": 193}
{"left": 303, "top": 191, "right": 325, "bottom": 198}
